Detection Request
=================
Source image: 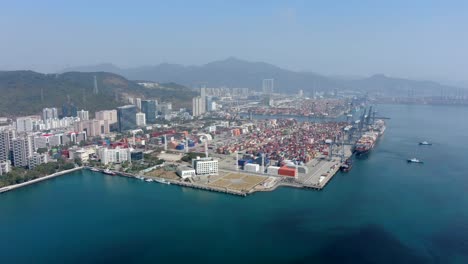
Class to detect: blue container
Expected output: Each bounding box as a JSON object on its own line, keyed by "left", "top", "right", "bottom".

{"left": 175, "top": 144, "right": 185, "bottom": 150}
{"left": 188, "top": 142, "right": 196, "bottom": 147}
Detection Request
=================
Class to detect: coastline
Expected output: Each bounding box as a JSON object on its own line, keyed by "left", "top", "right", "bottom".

{"left": 0, "top": 167, "right": 83, "bottom": 194}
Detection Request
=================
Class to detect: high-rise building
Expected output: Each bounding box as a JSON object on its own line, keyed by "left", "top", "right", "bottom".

{"left": 16, "top": 117, "right": 34, "bottom": 133}
{"left": 298, "top": 89, "right": 304, "bottom": 97}
{"left": 95, "top": 110, "right": 117, "bottom": 124}
{"left": 77, "top": 109, "right": 89, "bottom": 121}
{"left": 74, "top": 120, "right": 110, "bottom": 137}
{"left": 135, "top": 98, "right": 142, "bottom": 110}
{"left": 158, "top": 102, "right": 172, "bottom": 115}
{"left": 12, "top": 137, "right": 33, "bottom": 167}
{"left": 62, "top": 103, "right": 78, "bottom": 117}
{"left": 262, "top": 79, "right": 274, "bottom": 94}
{"left": 192, "top": 96, "right": 206, "bottom": 117}
{"left": 136, "top": 112, "right": 146, "bottom": 127}
{"left": 141, "top": 100, "right": 157, "bottom": 123}
{"left": 200, "top": 87, "right": 207, "bottom": 99}
{"left": 42, "top": 107, "right": 58, "bottom": 120}
{"left": 0, "top": 128, "right": 16, "bottom": 162}
{"left": 128, "top": 97, "right": 135, "bottom": 104}
{"left": 117, "top": 105, "right": 137, "bottom": 132}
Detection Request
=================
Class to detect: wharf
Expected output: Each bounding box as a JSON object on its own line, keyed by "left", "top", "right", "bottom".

{"left": 170, "top": 181, "right": 247, "bottom": 197}
{"left": 103, "top": 169, "right": 249, "bottom": 197}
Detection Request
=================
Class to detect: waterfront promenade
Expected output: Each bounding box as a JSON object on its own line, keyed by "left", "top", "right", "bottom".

{"left": 0, "top": 167, "right": 83, "bottom": 194}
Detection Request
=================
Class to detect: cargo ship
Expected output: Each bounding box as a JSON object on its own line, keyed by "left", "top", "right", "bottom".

{"left": 354, "top": 131, "right": 378, "bottom": 155}
{"left": 354, "top": 120, "right": 386, "bottom": 155}
{"left": 372, "top": 119, "right": 386, "bottom": 136}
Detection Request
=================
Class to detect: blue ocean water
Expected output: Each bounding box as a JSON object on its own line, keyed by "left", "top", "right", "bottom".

{"left": 1, "top": 104, "right": 468, "bottom": 264}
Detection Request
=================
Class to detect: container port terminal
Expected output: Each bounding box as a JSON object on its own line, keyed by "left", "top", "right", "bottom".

{"left": 100, "top": 105, "right": 387, "bottom": 197}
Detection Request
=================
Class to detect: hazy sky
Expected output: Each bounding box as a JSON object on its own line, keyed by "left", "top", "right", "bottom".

{"left": 1, "top": 0, "right": 467, "bottom": 81}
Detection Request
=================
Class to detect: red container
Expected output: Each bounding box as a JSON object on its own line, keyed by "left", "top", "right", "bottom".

{"left": 278, "top": 166, "right": 296, "bottom": 177}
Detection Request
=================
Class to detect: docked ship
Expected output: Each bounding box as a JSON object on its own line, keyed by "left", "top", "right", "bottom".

{"left": 155, "top": 178, "right": 170, "bottom": 185}
{"left": 354, "top": 120, "right": 386, "bottom": 155}
{"left": 354, "top": 131, "right": 378, "bottom": 155}
{"left": 340, "top": 158, "right": 353, "bottom": 172}
{"left": 103, "top": 169, "right": 116, "bottom": 176}
{"left": 372, "top": 119, "right": 386, "bottom": 136}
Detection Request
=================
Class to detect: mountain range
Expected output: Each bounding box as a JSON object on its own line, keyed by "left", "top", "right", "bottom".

{"left": 62, "top": 57, "right": 463, "bottom": 96}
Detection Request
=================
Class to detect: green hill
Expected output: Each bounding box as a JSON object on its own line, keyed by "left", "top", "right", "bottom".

{"left": 0, "top": 71, "right": 196, "bottom": 117}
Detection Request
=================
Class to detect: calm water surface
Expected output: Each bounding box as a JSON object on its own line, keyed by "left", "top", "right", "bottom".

{"left": 1, "top": 104, "right": 468, "bottom": 264}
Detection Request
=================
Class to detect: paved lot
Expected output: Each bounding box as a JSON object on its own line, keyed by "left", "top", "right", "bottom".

{"left": 208, "top": 172, "right": 266, "bottom": 192}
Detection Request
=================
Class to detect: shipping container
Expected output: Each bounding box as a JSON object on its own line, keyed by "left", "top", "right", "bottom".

{"left": 267, "top": 166, "right": 280, "bottom": 175}
{"left": 175, "top": 144, "right": 185, "bottom": 150}
{"left": 278, "top": 166, "right": 297, "bottom": 177}
{"left": 244, "top": 163, "right": 260, "bottom": 172}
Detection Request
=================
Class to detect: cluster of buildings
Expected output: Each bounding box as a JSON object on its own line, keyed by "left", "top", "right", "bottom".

{"left": 247, "top": 98, "right": 350, "bottom": 118}
{"left": 0, "top": 127, "right": 49, "bottom": 174}
{"left": 191, "top": 79, "right": 276, "bottom": 118}
{"left": 192, "top": 87, "right": 222, "bottom": 117}
{"left": 122, "top": 97, "right": 182, "bottom": 130}
{"left": 199, "top": 87, "right": 250, "bottom": 98}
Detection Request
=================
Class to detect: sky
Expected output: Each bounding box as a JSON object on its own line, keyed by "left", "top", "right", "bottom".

{"left": 1, "top": 0, "right": 468, "bottom": 82}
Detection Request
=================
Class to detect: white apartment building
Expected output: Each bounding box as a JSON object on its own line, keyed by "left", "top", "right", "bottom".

{"left": 135, "top": 98, "right": 142, "bottom": 110}
{"left": 0, "top": 128, "right": 16, "bottom": 162}
{"left": 77, "top": 109, "right": 89, "bottom": 121}
{"left": 98, "top": 147, "right": 131, "bottom": 165}
{"left": 0, "top": 161, "right": 11, "bottom": 175}
{"left": 42, "top": 107, "right": 58, "bottom": 121}
{"left": 136, "top": 112, "right": 146, "bottom": 127}
{"left": 34, "top": 134, "right": 62, "bottom": 149}
{"left": 16, "top": 117, "right": 34, "bottom": 132}
{"left": 12, "top": 137, "right": 33, "bottom": 167}
{"left": 192, "top": 157, "right": 219, "bottom": 176}
{"left": 28, "top": 153, "right": 49, "bottom": 169}
{"left": 192, "top": 96, "right": 206, "bottom": 117}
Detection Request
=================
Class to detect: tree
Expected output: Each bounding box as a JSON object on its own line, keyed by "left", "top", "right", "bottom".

{"left": 37, "top": 147, "right": 48, "bottom": 154}
{"left": 74, "top": 158, "right": 83, "bottom": 166}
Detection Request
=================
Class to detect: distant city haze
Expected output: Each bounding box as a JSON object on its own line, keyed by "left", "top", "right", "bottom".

{"left": 1, "top": 1, "right": 468, "bottom": 84}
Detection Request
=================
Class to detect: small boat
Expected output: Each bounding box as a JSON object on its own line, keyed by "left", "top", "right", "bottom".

{"left": 155, "top": 178, "right": 171, "bottom": 185}
{"left": 419, "top": 141, "right": 432, "bottom": 146}
{"left": 136, "top": 176, "right": 145, "bottom": 181}
{"left": 103, "top": 169, "right": 116, "bottom": 175}
{"left": 407, "top": 158, "right": 424, "bottom": 164}
{"left": 145, "top": 179, "right": 154, "bottom": 182}
{"left": 90, "top": 168, "right": 100, "bottom": 172}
